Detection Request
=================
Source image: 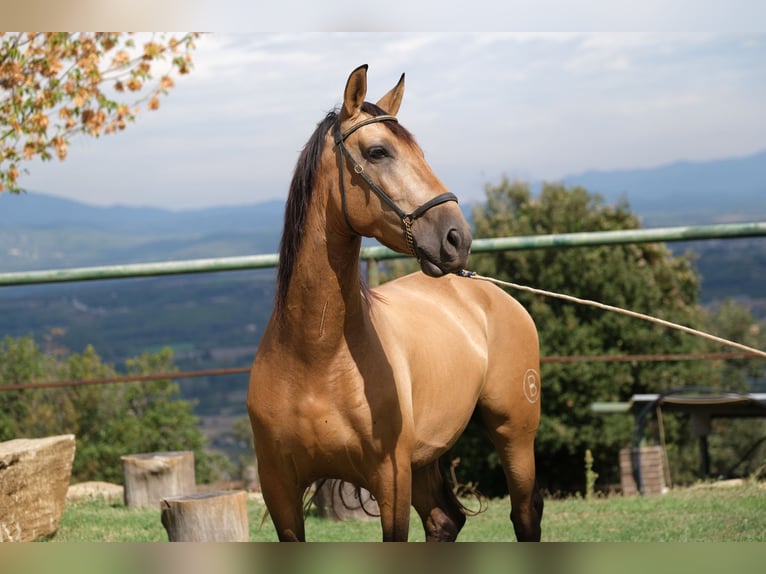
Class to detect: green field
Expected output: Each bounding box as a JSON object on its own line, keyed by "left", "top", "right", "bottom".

{"left": 50, "top": 481, "right": 766, "bottom": 542}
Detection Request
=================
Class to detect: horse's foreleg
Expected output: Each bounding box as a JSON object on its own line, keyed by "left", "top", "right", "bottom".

{"left": 258, "top": 464, "right": 306, "bottom": 542}
{"left": 412, "top": 461, "right": 466, "bottom": 542}
{"left": 371, "top": 460, "right": 413, "bottom": 542}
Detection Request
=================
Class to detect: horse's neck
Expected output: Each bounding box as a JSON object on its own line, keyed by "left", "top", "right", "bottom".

{"left": 277, "top": 194, "right": 366, "bottom": 360}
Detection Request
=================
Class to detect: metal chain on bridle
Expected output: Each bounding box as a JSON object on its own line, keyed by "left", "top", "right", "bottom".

{"left": 333, "top": 115, "right": 458, "bottom": 258}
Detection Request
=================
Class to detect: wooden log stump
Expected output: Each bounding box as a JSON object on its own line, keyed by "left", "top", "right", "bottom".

{"left": 313, "top": 479, "right": 379, "bottom": 521}
{"left": 121, "top": 451, "right": 195, "bottom": 508}
{"left": 0, "top": 434, "right": 76, "bottom": 542}
{"left": 160, "top": 490, "right": 249, "bottom": 542}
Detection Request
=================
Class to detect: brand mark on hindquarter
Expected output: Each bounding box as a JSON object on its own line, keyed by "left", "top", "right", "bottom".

{"left": 522, "top": 369, "right": 540, "bottom": 404}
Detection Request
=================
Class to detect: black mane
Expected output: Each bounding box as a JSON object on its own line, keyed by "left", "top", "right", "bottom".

{"left": 274, "top": 102, "right": 415, "bottom": 317}
{"left": 274, "top": 110, "right": 337, "bottom": 317}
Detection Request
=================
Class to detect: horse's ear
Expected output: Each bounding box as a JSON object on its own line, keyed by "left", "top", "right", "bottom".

{"left": 376, "top": 73, "right": 405, "bottom": 116}
{"left": 342, "top": 64, "right": 368, "bottom": 121}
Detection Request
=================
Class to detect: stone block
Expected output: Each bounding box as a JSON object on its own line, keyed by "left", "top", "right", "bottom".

{"left": 0, "top": 434, "right": 76, "bottom": 542}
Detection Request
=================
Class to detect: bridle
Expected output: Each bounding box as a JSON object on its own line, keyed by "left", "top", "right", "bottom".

{"left": 333, "top": 114, "right": 458, "bottom": 258}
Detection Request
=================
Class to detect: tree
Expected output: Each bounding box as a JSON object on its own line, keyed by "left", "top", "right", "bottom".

{"left": 0, "top": 335, "right": 227, "bottom": 484}
{"left": 0, "top": 335, "right": 53, "bottom": 439}
{"left": 701, "top": 300, "right": 766, "bottom": 479}
{"left": 704, "top": 300, "right": 766, "bottom": 392}
{"left": 0, "top": 32, "right": 199, "bottom": 192}
{"left": 450, "top": 179, "right": 712, "bottom": 494}
{"left": 369, "top": 178, "right": 765, "bottom": 493}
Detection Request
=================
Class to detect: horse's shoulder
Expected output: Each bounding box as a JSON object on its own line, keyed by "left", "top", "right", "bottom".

{"left": 372, "top": 272, "right": 530, "bottom": 318}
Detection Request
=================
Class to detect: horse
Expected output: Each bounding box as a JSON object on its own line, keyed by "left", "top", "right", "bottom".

{"left": 247, "top": 64, "right": 543, "bottom": 542}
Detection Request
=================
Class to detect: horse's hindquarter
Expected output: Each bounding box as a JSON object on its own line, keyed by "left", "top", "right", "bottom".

{"left": 371, "top": 273, "right": 540, "bottom": 466}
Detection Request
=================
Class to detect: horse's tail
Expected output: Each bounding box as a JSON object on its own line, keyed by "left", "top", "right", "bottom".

{"left": 305, "top": 467, "right": 487, "bottom": 521}
{"left": 304, "top": 478, "right": 380, "bottom": 519}
{"left": 445, "top": 456, "right": 488, "bottom": 517}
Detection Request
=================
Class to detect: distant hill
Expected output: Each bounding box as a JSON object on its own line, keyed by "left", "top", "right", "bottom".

{"left": 0, "top": 192, "right": 471, "bottom": 272}
{"left": 0, "top": 193, "right": 286, "bottom": 271}
{"left": 0, "top": 191, "right": 287, "bottom": 234}
{"left": 560, "top": 148, "right": 766, "bottom": 226}
{"left": 1, "top": 149, "right": 765, "bottom": 308}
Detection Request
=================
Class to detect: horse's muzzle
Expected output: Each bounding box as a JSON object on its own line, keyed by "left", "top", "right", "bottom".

{"left": 416, "top": 222, "right": 472, "bottom": 278}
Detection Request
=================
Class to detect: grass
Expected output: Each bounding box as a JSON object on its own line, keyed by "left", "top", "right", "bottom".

{"left": 49, "top": 481, "right": 766, "bottom": 542}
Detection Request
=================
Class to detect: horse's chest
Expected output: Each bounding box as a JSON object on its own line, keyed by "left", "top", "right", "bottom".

{"left": 254, "top": 382, "right": 373, "bottom": 462}
{"left": 250, "top": 343, "right": 406, "bottom": 478}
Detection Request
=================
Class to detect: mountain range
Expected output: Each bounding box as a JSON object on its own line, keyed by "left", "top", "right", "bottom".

{"left": 1, "top": 148, "right": 764, "bottom": 274}
{"left": 0, "top": 194, "right": 286, "bottom": 272}
{"left": 560, "top": 148, "right": 766, "bottom": 225}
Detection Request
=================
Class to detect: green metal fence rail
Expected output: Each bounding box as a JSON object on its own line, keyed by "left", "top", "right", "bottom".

{"left": 2, "top": 221, "right": 765, "bottom": 391}
{"left": 1, "top": 221, "right": 765, "bottom": 287}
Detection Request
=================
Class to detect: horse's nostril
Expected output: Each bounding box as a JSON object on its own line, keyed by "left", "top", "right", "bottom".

{"left": 447, "top": 228, "right": 461, "bottom": 250}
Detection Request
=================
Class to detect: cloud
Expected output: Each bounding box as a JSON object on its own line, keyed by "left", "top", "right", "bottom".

{"left": 15, "top": 32, "right": 766, "bottom": 209}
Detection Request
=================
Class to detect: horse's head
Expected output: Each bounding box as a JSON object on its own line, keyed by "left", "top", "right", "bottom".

{"left": 331, "top": 64, "right": 472, "bottom": 277}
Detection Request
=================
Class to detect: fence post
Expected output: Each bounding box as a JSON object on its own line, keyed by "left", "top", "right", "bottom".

{"left": 366, "top": 257, "right": 380, "bottom": 287}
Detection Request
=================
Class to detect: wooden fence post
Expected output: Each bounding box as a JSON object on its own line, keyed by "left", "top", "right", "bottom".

{"left": 121, "top": 451, "right": 195, "bottom": 508}
{"left": 160, "top": 490, "right": 249, "bottom": 542}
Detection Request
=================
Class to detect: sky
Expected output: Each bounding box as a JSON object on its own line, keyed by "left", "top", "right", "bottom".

{"left": 15, "top": 29, "right": 766, "bottom": 210}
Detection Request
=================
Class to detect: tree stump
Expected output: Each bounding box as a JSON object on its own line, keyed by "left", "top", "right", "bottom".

{"left": 0, "top": 434, "right": 76, "bottom": 542}
{"left": 313, "top": 479, "right": 379, "bottom": 521}
{"left": 121, "top": 451, "right": 195, "bottom": 508}
{"left": 160, "top": 490, "right": 249, "bottom": 541}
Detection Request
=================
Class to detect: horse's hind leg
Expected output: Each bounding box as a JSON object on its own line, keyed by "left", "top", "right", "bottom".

{"left": 481, "top": 413, "right": 543, "bottom": 541}
{"left": 411, "top": 461, "right": 466, "bottom": 542}
{"left": 507, "top": 456, "right": 543, "bottom": 542}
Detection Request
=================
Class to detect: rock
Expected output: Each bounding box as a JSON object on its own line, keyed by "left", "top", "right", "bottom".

{"left": 0, "top": 435, "right": 76, "bottom": 542}
{"left": 66, "top": 481, "right": 124, "bottom": 504}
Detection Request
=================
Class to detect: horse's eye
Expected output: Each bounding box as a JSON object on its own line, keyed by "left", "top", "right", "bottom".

{"left": 366, "top": 146, "right": 389, "bottom": 161}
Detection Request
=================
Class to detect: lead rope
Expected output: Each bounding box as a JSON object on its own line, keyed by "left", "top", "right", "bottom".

{"left": 458, "top": 270, "right": 766, "bottom": 359}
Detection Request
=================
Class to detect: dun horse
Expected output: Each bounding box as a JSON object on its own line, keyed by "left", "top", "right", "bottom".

{"left": 247, "top": 65, "right": 543, "bottom": 541}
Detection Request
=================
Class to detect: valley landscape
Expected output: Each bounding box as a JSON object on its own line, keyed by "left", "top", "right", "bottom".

{"left": 2, "top": 149, "right": 765, "bottom": 453}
